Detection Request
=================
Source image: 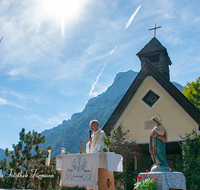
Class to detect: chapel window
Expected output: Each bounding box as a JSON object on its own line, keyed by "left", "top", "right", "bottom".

{"left": 142, "top": 90, "right": 160, "bottom": 107}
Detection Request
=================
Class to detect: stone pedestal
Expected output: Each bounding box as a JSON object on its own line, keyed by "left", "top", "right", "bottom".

{"left": 137, "top": 172, "right": 186, "bottom": 190}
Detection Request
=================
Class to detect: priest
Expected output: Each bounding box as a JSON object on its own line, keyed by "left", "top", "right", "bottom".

{"left": 86, "top": 120, "right": 106, "bottom": 153}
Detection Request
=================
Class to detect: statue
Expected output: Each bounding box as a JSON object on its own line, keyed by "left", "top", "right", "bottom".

{"left": 149, "top": 117, "right": 171, "bottom": 172}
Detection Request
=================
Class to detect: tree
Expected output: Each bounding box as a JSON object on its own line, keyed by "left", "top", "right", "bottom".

{"left": 176, "top": 130, "right": 200, "bottom": 190}
{"left": 0, "top": 128, "right": 57, "bottom": 189}
{"left": 183, "top": 76, "right": 200, "bottom": 110}
{"left": 110, "top": 125, "right": 138, "bottom": 190}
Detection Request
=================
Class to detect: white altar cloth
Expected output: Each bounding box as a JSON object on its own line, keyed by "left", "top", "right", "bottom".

{"left": 56, "top": 152, "right": 123, "bottom": 189}
{"left": 107, "top": 152, "right": 123, "bottom": 172}
{"left": 138, "top": 172, "right": 186, "bottom": 190}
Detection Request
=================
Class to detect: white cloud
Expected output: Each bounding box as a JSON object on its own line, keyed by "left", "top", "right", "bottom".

{"left": 0, "top": 1, "right": 82, "bottom": 83}
{"left": 0, "top": 87, "right": 38, "bottom": 102}
{"left": 24, "top": 112, "right": 69, "bottom": 130}
{"left": 0, "top": 96, "right": 25, "bottom": 109}
{"left": 0, "top": 0, "right": 141, "bottom": 92}
{"left": 0, "top": 97, "right": 7, "bottom": 105}
{"left": 0, "top": 87, "right": 43, "bottom": 110}
{"left": 45, "top": 112, "right": 69, "bottom": 125}
{"left": 8, "top": 102, "right": 26, "bottom": 109}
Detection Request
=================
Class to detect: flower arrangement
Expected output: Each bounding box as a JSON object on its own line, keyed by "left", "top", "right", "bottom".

{"left": 134, "top": 170, "right": 157, "bottom": 190}
{"left": 101, "top": 135, "right": 115, "bottom": 152}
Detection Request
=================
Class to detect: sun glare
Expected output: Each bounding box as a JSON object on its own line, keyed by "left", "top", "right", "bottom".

{"left": 42, "top": 0, "right": 88, "bottom": 36}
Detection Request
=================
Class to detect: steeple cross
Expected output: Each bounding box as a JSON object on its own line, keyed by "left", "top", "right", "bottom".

{"left": 149, "top": 23, "right": 161, "bottom": 37}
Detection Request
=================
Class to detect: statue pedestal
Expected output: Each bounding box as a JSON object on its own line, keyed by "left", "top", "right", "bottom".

{"left": 138, "top": 172, "right": 186, "bottom": 190}
{"left": 151, "top": 164, "right": 171, "bottom": 172}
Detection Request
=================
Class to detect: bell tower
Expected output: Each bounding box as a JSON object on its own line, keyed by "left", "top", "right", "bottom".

{"left": 136, "top": 37, "right": 172, "bottom": 81}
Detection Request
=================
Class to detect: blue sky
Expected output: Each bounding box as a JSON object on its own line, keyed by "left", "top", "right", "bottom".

{"left": 0, "top": 0, "right": 200, "bottom": 150}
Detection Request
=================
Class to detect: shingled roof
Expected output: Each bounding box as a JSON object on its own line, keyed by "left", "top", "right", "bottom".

{"left": 136, "top": 38, "right": 172, "bottom": 66}
{"left": 102, "top": 59, "right": 200, "bottom": 134}
{"left": 137, "top": 37, "right": 166, "bottom": 55}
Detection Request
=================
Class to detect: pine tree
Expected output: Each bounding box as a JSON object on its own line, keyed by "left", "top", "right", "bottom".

{"left": 0, "top": 128, "right": 52, "bottom": 189}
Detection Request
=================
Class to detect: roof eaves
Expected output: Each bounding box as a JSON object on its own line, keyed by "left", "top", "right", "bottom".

{"left": 103, "top": 59, "right": 200, "bottom": 134}
{"left": 146, "top": 60, "right": 200, "bottom": 125}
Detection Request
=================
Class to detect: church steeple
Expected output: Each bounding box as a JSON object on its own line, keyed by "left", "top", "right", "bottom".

{"left": 136, "top": 37, "right": 172, "bottom": 81}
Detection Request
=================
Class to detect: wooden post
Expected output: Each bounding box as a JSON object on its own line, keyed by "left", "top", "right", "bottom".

{"left": 98, "top": 168, "right": 115, "bottom": 190}
{"left": 79, "top": 141, "right": 83, "bottom": 154}
{"left": 134, "top": 154, "right": 137, "bottom": 170}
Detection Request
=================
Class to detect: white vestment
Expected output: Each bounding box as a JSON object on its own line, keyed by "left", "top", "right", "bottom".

{"left": 86, "top": 129, "right": 106, "bottom": 153}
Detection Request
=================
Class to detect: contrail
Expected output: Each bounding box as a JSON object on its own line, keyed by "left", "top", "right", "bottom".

{"left": 89, "top": 44, "right": 118, "bottom": 96}
{"left": 89, "top": 60, "right": 108, "bottom": 96}
{"left": 110, "top": 45, "right": 117, "bottom": 55}
{"left": 125, "top": 5, "right": 141, "bottom": 29}
{"left": 89, "top": 5, "right": 141, "bottom": 96}
{"left": 89, "top": 45, "right": 118, "bottom": 96}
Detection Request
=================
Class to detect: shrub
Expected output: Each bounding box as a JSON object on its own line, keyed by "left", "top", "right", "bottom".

{"left": 176, "top": 130, "right": 200, "bottom": 190}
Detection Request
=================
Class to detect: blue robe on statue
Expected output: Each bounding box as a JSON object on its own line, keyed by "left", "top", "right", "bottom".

{"left": 149, "top": 124, "right": 168, "bottom": 168}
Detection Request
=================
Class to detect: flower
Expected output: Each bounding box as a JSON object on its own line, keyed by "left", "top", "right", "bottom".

{"left": 134, "top": 173, "right": 157, "bottom": 190}
{"left": 102, "top": 136, "right": 115, "bottom": 149}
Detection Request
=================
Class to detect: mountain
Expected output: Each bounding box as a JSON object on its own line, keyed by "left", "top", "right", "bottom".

{"left": 0, "top": 148, "right": 6, "bottom": 161}
{"left": 40, "top": 70, "right": 183, "bottom": 156}
{"left": 171, "top": 81, "right": 183, "bottom": 92}
{"left": 40, "top": 70, "right": 138, "bottom": 155}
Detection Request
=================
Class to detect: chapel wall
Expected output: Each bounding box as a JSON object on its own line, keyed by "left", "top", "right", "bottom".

{"left": 113, "top": 76, "right": 198, "bottom": 143}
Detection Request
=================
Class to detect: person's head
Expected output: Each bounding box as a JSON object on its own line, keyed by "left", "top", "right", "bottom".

{"left": 151, "top": 117, "right": 162, "bottom": 126}
{"left": 90, "top": 120, "right": 99, "bottom": 132}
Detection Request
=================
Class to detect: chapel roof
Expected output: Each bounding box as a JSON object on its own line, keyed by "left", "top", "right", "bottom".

{"left": 102, "top": 59, "right": 200, "bottom": 134}
{"left": 136, "top": 38, "right": 172, "bottom": 66}
{"left": 137, "top": 37, "right": 166, "bottom": 55}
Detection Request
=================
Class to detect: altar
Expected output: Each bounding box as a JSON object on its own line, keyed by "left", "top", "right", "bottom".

{"left": 56, "top": 152, "right": 123, "bottom": 189}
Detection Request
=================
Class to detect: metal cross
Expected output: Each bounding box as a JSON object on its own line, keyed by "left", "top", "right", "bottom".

{"left": 149, "top": 23, "right": 161, "bottom": 37}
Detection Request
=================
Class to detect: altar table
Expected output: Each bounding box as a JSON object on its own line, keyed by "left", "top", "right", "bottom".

{"left": 56, "top": 152, "right": 123, "bottom": 189}
{"left": 138, "top": 172, "right": 186, "bottom": 190}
